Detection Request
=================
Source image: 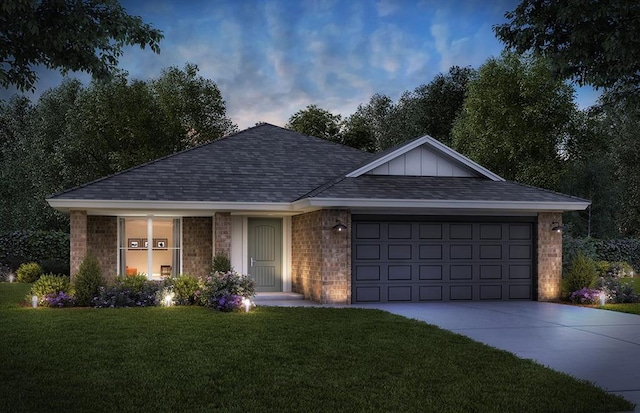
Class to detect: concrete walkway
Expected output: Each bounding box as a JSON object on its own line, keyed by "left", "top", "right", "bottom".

{"left": 358, "top": 301, "right": 640, "bottom": 411}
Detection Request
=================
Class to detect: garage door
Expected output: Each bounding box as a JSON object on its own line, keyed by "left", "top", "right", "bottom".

{"left": 352, "top": 218, "right": 535, "bottom": 303}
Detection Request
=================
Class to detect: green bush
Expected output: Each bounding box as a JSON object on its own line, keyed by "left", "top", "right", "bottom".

{"left": 73, "top": 254, "right": 105, "bottom": 307}
{"left": 563, "top": 235, "right": 640, "bottom": 276}
{"left": 200, "top": 271, "right": 255, "bottom": 311}
{"left": 595, "top": 261, "right": 635, "bottom": 278}
{"left": 30, "top": 274, "right": 72, "bottom": 306}
{"left": 94, "top": 276, "right": 159, "bottom": 308}
{"left": 212, "top": 253, "right": 232, "bottom": 273}
{"left": 16, "top": 262, "right": 43, "bottom": 283}
{"left": 562, "top": 252, "right": 598, "bottom": 298}
{"left": 166, "top": 274, "right": 201, "bottom": 305}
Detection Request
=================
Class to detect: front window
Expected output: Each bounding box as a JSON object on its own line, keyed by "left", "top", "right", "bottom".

{"left": 118, "top": 217, "right": 181, "bottom": 279}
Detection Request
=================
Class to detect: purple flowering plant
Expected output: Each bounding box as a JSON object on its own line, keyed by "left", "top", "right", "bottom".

{"left": 200, "top": 271, "right": 255, "bottom": 311}
{"left": 569, "top": 288, "right": 602, "bottom": 304}
{"left": 43, "top": 291, "right": 76, "bottom": 308}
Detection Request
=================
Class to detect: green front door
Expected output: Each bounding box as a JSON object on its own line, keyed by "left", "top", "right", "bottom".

{"left": 248, "top": 218, "right": 282, "bottom": 292}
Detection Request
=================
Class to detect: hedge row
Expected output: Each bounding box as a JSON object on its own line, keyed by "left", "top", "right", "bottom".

{"left": 0, "top": 230, "right": 70, "bottom": 275}
{"left": 564, "top": 236, "right": 640, "bottom": 273}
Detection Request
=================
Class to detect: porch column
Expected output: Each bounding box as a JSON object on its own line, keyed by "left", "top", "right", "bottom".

{"left": 537, "top": 212, "right": 563, "bottom": 301}
{"left": 214, "top": 212, "right": 231, "bottom": 257}
{"left": 70, "top": 210, "right": 88, "bottom": 279}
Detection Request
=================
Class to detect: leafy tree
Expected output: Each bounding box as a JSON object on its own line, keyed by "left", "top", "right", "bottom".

{"left": 494, "top": 0, "right": 640, "bottom": 93}
{"left": 343, "top": 94, "right": 397, "bottom": 152}
{"left": 451, "top": 52, "right": 576, "bottom": 190}
{"left": 0, "top": 0, "right": 163, "bottom": 91}
{"left": 286, "top": 104, "right": 343, "bottom": 143}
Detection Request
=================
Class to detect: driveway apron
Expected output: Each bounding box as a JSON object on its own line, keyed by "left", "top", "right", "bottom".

{"left": 359, "top": 301, "right": 640, "bottom": 411}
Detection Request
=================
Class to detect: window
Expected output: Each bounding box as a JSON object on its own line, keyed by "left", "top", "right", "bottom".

{"left": 118, "top": 218, "right": 181, "bottom": 279}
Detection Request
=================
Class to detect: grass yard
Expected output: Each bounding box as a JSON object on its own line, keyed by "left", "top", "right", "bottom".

{"left": 600, "top": 277, "right": 640, "bottom": 315}
{"left": 0, "top": 283, "right": 634, "bottom": 413}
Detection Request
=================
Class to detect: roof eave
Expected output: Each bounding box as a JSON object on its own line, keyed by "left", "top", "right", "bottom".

{"left": 293, "top": 197, "right": 591, "bottom": 212}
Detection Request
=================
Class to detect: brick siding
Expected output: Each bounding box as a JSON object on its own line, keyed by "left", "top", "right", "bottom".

{"left": 182, "top": 217, "right": 213, "bottom": 278}
{"left": 291, "top": 209, "right": 351, "bottom": 304}
{"left": 537, "top": 212, "right": 563, "bottom": 301}
{"left": 87, "top": 216, "right": 117, "bottom": 283}
{"left": 214, "top": 212, "right": 231, "bottom": 257}
{"left": 70, "top": 210, "right": 88, "bottom": 278}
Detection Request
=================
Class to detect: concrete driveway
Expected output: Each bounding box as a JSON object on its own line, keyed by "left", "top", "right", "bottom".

{"left": 359, "top": 301, "right": 640, "bottom": 411}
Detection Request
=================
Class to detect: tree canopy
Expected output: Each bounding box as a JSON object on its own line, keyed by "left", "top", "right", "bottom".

{"left": 0, "top": 0, "right": 163, "bottom": 91}
{"left": 494, "top": 0, "right": 640, "bottom": 92}
{"left": 286, "top": 104, "right": 342, "bottom": 143}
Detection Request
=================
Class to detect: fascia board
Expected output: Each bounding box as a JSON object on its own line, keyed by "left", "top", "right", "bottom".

{"left": 46, "top": 199, "right": 297, "bottom": 215}
{"left": 294, "top": 197, "right": 591, "bottom": 212}
{"left": 346, "top": 135, "right": 505, "bottom": 182}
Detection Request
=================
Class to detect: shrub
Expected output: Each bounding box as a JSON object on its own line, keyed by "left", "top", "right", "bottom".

{"left": 562, "top": 252, "right": 597, "bottom": 299}
{"left": 73, "top": 254, "right": 105, "bottom": 306}
{"left": 200, "top": 271, "right": 255, "bottom": 311}
{"left": 43, "top": 291, "right": 76, "bottom": 308}
{"left": 30, "top": 274, "right": 73, "bottom": 306}
{"left": 164, "top": 274, "right": 201, "bottom": 305}
{"left": 569, "top": 288, "right": 602, "bottom": 305}
{"left": 596, "top": 276, "right": 638, "bottom": 304}
{"left": 0, "top": 230, "right": 69, "bottom": 273}
{"left": 212, "top": 253, "right": 232, "bottom": 273}
{"left": 0, "top": 263, "right": 13, "bottom": 281}
{"left": 93, "top": 276, "right": 160, "bottom": 308}
{"left": 16, "top": 262, "right": 43, "bottom": 283}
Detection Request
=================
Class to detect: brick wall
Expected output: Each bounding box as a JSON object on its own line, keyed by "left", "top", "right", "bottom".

{"left": 214, "top": 212, "right": 231, "bottom": 257}
{"left": 87, "top": 216, "right": 117, "bottom": 283}
{"left": 537, "top": 212, "right": 563, "bottom": 301}
{"left": 70, "top": 210, "right": 87, "bottom": 278}
{"left": 291, "top": 209, "right": 351, "bottom": 304}
{"left": 183, "top": 217, "right": 213, "bottom": 278}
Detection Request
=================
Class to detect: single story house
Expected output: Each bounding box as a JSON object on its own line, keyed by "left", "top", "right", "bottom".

{"left": 47, "top": 123, "right": 589, "bottom": 304}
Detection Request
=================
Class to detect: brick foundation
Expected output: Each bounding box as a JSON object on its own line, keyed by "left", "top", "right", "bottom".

{"left": 182, "top": 217, "right": 213, "bottom": 278}
{"left": 291, "top": 209, "right": 351, "bottom": 304}
{"left": 537, "top": 212, "right": 563, "bottom": 301}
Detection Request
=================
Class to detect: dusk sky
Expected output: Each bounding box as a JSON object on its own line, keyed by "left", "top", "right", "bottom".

{"left": 4, "top": 0, "right": 600, "bottom": 129}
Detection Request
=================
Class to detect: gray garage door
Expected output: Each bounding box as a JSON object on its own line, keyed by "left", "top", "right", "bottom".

{"left": 352, "top": 218, "right": 535, "bottom": 303}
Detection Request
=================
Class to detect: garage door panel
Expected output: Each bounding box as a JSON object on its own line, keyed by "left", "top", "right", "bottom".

{"left": 356, "top": 244, "right": 380, "bottom": 260}
{"left": 450, "top": 245, "right": 473, "bottom": 259}
{"left": 420, "top": 245, "right": 442, "bottom": 259}
{"left": 388, "top": 286, "right": 412, "bottom": 301}
{"left": 450, "top": 265, "right": 473, "bottom": 280}
{"left": 450, "top": 285, "right": 473, "bottom": 300}
{"left": 355, "top": 223, "right": 381, "bottom": 239}
{"left": 420, "top": 265, "right": 442, "bottom": 280}
{"left": 509, "top": 265, "right": 531, "bottom": 279}
{"left": 480, "top": 265, "right": 502, "bottom": 279}
{"left": 355, "top": 265, "right": 380, "bottom": 281}
{"left": 388, "top": 265, "right": 412, "bottom": 280}
{"left": 353, "top": 220, "right": 534, "bottom": 303}
{"left": 388, "top": 244, "right": 412, "bottom": 259}
{"left": 480, "top": 285, "right": 503, "bottom": 300}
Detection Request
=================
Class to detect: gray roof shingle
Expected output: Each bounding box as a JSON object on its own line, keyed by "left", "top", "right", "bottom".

{"left": 50, "top": 124, "right": 373, "bottom": 202}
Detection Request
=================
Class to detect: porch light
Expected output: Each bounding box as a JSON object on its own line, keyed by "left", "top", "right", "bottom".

{"left": 332, "top": 220, "right": 348, "bottom": 233}
{"left": 31, "top": 295, "right": 38, "bottom": 308}
{"left": 242, "top": 298, "right": 252, "bottom": 313}
{"left": 551, "top": 222, "right": 565, "bottom": 232}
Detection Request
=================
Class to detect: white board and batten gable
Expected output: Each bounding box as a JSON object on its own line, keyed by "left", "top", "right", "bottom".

{"left": 346, "top": 134, "right": 505, "bottom": 182}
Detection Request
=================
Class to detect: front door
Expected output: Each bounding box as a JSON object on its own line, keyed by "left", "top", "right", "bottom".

{"left": 248, "top": 218, "right": 282, "bottom": 292}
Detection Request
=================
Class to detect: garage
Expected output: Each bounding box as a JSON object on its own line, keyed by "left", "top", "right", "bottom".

{"left": 351, "top": 216, "right": 536, "bottom": 303}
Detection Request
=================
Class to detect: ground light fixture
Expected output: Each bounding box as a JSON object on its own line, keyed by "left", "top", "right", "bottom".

{"left": 599, "top": 291, "right": 607, "bottom": 306}
{"left": 332, "top": 220, "right": 348, "bottom": 233}
{"left": 551, "top": 222, "right": 565, "bottom": 232}
{"left": 31, "top": 295, "right": 38, "bottom": 308}
{"left": 242, "top": 298, "right": 252, "bottom": 313}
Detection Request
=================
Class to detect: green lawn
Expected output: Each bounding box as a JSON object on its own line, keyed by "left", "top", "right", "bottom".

{"left": 601, "top": 277, "right": 640, "bottom": 315}
{"left": 0, "top": 283, "right": 633, "bottom": 413}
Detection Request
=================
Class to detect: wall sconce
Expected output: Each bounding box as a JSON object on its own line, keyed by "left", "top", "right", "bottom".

{"left": 332, "top": 220, "right": 348, "bottom": 233}
{"left": 551, "top": 222, "right": 565, "bottom": 232}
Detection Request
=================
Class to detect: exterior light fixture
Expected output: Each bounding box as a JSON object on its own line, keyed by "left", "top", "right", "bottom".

{"left": 31, "top": 295, "right": 38, "bottom": 308}
{"left": 599, "top": 291, "right": 606, "bottom": 306}
{"left": 551, "top": 222, "right": 565, "bottom": 232}
{"left": 332, "top": 220, "right": 348, "bottom": 233}
{"left": 242, "top": 298, "right": 252, "bottom": 313}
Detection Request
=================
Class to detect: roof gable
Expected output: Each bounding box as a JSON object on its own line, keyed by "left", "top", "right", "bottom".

{"left": 346, "top": 135, "right": 504, "bottom": 181}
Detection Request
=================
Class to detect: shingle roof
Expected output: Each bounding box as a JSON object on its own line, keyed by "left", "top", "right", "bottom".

{"left": 48, "top": 123, "right": 588, "bottom": 209}
{"left": 50, "top": 124, "right": 373, "bottom": 202}
{"left": 307, "top": 175, "right": 587, "bottom": 204}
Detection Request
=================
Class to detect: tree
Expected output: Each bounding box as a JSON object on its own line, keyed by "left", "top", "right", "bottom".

{"left": 286, "top": 104, "right": 343, "bottom": 143}
{"left": 0, "top": 0, "right": 163, "bottom": 91}
{"left": 343, "top": 94, "right": 398, "bottom": 152}
{"left": 451, "top": 52, "right": 576, "bottom": 190}
{"left": 494, "top": 0, "right": 640, "bottom": 93}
